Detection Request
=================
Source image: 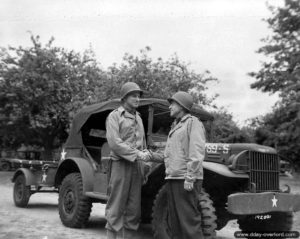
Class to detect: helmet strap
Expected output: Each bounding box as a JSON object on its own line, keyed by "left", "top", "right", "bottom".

{"left": 122, "top": 101, "right": 136, "bottom": 114}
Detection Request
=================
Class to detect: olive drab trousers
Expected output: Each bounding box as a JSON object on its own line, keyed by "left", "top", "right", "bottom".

{"left": 105, "top": 106, "right": 147, "bottom": 233}
{"left": 166, "top": 180, "right": 204, "bottom": 239}
{"left": 105, "top": 159, "right": 143, "bottom": 232}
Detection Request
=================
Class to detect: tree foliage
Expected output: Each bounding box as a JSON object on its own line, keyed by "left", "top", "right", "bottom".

{"left": 250, "top": 0, "right": 300, "bottom": 94}
{"left": 250, "top": 0, "right": 300, "bottom": 165}
{"left": 0, "top": 35, "right": 105, "bottom": 158}
{"left": 251, "top": 97, "right": 300, "bottom": 164}
{"left": 0, "top": 37, "right": 219, "bottom": 157}
{"left": 210, "top": 110, "right": 254, "bottom": 143}
{"left": 100, "top": 47, "right": 218, "bottom": 106}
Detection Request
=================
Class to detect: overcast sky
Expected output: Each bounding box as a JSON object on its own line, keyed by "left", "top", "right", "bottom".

{"left": 0, "top": 0, "right": 283, "bottom": 125}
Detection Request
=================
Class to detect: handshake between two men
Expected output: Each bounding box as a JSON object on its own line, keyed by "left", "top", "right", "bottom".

{"left": 136, "top": 149, "right": 196, "bottom": 192}
{"left": 136, "top": 149, "right": 163, "bottom": 163}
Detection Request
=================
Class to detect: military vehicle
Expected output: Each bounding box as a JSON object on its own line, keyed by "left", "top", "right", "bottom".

{"left": 1, "top": 147, "right": 42, "bottom": 171}
{"left": 0, "top": 150, "right": 16, "bottom": 171}
{"left": 280, "top": 159, "right": 294, "bottom": 176}
{"left": 11, "top": 147, "right": 59, "bottom": 207}
{"left": 12, "top": 98, "right": 300, "bottom": 238}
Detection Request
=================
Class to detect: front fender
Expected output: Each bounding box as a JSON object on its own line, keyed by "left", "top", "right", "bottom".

{"left": 12, "top": 168, "right": 38, "bottom": 185}
{"left": 203, "top": 161, "right": 249, "bottom": 178}
{"left": 55, "top": 157, "right": 95, "bottom": 193}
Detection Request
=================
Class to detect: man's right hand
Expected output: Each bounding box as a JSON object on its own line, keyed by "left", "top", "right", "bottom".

{"left": 148, "top": 150, "right": 164, "bottom": 162}
{"left": 137, "top": 151, "right": 151, "bottom": 162}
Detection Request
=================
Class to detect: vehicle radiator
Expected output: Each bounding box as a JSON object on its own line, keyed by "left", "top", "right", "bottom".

{"left": 249, "top": 151, "right": 280, "bottom": 192}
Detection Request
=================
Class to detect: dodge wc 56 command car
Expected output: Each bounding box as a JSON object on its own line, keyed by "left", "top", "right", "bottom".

{"left": 12, "top": 98, "right": 300, "bottom": 239}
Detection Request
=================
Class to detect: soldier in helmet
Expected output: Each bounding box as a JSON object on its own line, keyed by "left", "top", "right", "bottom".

{"left": 166, "top": 91, "right": 205, "bottom": 238}
{"left": 150, "top": 91, "right": 206, "bottom": 239}
{"left": 105, "top": 82, "right": 150, "bottom": 239}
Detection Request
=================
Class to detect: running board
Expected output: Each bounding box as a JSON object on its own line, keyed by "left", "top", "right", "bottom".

{"left": 85, "top": 192, "right": 108, "bottom": 201}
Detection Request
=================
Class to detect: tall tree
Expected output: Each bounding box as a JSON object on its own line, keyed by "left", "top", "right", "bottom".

{"left": 250, "top": 0, "right": 300, "bottom": 94}
{"left": 249, "top": 0, "right": 300, "bottom": 165}
{"left": 210, "top": 110, "right": 254, "bottom": 143}
{"left": 0, "top": 35, "right": 105, "bottom": 159}
{"left": 100, "top": 47, "right": 218, "bottom": 106}
{"left": 0, "top": 38, "right": 219, "bottom": 158}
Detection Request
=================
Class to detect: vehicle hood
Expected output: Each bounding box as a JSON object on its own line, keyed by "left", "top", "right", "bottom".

{"left": 228, "top": 143, "right": 276, "bottom": 154}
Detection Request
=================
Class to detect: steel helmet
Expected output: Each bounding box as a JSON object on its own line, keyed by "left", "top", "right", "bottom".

{"left": 168, "top": 91, "right": 194, "bottom": 112}
{"left": 120, "top": 82, "right": 143, "bottom": 100}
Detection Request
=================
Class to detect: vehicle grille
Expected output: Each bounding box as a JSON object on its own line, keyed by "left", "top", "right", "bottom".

{"left": 249, "top": 152, "right": 280, "bottom": 192}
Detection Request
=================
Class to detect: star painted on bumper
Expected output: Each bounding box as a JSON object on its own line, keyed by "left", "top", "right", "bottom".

{"left": 271, "top": 195, "right": 278, "bottom": 207}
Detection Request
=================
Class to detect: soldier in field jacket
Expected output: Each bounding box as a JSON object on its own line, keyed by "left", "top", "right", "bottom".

{"left": 150, "top": 91, "right": 206, "bottom": 239}
{"left": 105, "top": 82, "right": 150, "bottom": 239}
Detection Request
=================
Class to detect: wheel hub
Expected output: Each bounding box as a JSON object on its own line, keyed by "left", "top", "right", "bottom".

{"left": 64, "top": 189, "right": 75, "bottom": 214}
{"left": 16, "top": 181, "right": 24, "bottom": 199}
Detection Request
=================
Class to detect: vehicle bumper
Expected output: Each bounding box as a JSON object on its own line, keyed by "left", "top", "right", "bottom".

{"left": 227, "top": 192, "right": 300, "bottom": 215}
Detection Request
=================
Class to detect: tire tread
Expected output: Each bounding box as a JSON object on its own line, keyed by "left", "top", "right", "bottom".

{"left": 58, "top": 173, "right": 92, "bottom": 228}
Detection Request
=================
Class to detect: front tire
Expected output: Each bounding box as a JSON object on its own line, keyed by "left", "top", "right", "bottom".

{"left": 13, "top": 174, "right": 31, "bottom": 207}
{"left": 58, "top": 173, "right": 92, "bottom": 228}
{"left": 152, "top": 184, "right": 217, "bottom": 239}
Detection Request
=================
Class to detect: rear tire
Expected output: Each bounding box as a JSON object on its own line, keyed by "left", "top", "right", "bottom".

{"left": 238, "top": 212, "right": 293, "bottom": 238}
{"left": 152, "top": 184, "right": 217, "bottom": 239}
{"left": 13, "top": 174, "right": 31, "bottom": 207}
{"left": 58, "top": 173, "right": 92, "bottom": 228}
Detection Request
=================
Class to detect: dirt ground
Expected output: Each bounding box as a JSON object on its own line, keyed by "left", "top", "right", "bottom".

{"left": 0, "top": 171, "right": 299, "bottom": 239}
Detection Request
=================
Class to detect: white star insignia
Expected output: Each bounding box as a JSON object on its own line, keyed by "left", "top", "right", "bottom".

{"left": 271, "top": 195, "right": 278, "bottom": 207}
{"left": 42, "top": 173, "right": 47, "bottom": 183}
{"left": 61, "top": 149, "right": 67, "bottom": 161}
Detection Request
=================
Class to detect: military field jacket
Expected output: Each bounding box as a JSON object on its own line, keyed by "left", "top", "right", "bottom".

{"left": 164, "top": 114, "right": 206, "bottom": 181}
{"left": 106, "top": 106, "right": 146, "bottom": 162}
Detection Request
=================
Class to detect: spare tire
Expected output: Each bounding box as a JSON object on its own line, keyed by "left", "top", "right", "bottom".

{"left": 1, "top": 161, "right": 11, "bottom": 171}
